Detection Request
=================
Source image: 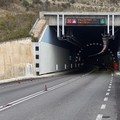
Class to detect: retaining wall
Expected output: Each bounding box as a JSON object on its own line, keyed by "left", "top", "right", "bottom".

{"left": 0, "top": 38, "right": 35, "bottom": 80}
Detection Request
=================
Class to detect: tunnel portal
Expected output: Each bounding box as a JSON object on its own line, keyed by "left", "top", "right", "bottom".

{"left": 31, "top": 12, "right": 120, "bottom": 75}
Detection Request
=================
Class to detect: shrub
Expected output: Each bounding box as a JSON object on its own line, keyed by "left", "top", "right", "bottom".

{"left": 22, "top": 0, "right": 30, "bottom": 10}
{"left": 0, "top": 13, "right": 36, "bottom": 41}
{"left": 0, "top": 0, "right": 14, "bottom": 7}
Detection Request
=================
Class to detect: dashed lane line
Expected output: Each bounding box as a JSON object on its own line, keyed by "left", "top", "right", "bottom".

{"left": 107, "top": 89, "right": 111, "bottom": 92}
{"left": 101, "top": 104, "right": 106, "bottom": 109}
{"left": 96, "top": 73, "right": 113, "bottom": 120}
{"left": 106, "top": 92, "right": 110, "bottom": 96}
{"left": 108, "top": 86, "right": 111, "bottom": 89}
{"left": 96, "top": 114, "right": 103, "bottom": 120}
{"left": 104, "top": 97, "right": 108, "bottom": 101}
{"left": 111, "top": 73, "right": 113, "bottom": 77}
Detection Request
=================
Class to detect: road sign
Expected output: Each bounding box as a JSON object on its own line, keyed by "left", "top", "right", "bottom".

{"left": 66, "top": 18, "right": 106, "bottom": 25}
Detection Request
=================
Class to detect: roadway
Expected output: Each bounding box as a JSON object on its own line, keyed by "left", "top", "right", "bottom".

{"left": 0, "top": 70, "right": 117, "bottom": 120}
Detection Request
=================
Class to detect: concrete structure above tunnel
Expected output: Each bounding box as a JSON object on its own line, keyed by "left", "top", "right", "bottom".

{"left": 40, "top": 12, "right": 120, "bottom": 38}
{"left": 41, "top": 12, "right": 120, "bottom": 26}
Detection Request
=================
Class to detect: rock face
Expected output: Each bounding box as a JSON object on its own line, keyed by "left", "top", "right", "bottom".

{"left": 46, "top": 0, "right": 120, "bottom": 12}
{"left": 0, "top": 37, "right": 35, "bottom": 80}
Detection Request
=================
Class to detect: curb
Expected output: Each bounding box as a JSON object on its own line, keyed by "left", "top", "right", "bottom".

{"left": 0, "top": 70, "right": 77, "bottom": 85}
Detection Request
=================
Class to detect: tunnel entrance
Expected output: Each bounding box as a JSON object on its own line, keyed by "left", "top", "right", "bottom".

{"left": 51, "top": 25, "right": 120, "bottom": 70}
{"left": 31, "top": 13, "right": 120, "bottom": 75}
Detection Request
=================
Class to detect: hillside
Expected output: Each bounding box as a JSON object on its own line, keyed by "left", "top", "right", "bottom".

{"left": 0, "top": 0, "right": 120, "bottom": 41}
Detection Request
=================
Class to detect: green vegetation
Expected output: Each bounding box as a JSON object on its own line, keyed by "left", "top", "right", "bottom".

{"left": 22, "top": 0, "right": 30, "bottom": 11}
{"left": 0, "top": 0, "right": 14, "bottom": 7}
{"left": 0, "top": 0, "right": 120, "bottom": 41}
{"left": 0, "top": 13, "right": 36, "bottom": 41}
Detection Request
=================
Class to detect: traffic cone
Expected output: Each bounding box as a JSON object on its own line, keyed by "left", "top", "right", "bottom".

{"left": 45, "top": 85, "right": 47, "bottom": 91}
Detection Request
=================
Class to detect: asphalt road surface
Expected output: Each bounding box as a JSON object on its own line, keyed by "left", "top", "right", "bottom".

{"left": 0, "top": 70, "right": 117, "bottom": 120}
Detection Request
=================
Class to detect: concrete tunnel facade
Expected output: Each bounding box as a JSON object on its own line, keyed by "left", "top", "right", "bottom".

{"left": 31, "top": 12, "right": 120, "bottom": 75}
{"left": 33, "top": 26, "right": 75, "bottom": 75}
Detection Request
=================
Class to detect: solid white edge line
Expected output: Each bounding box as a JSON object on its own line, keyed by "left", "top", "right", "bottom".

{"left": 0, "top": 71, "right": 93, "bottom": 112}
{"left": 0, "top": 78, "right": 76, "bottom": 112}
{"left": 0, "top": 90, "right": 46, "bottom": 112}
{"left": 96, "top": 114, "right": 103, "bottom": 120}
{"left": 101, "top": 104, "right": 106, "bottom": 109}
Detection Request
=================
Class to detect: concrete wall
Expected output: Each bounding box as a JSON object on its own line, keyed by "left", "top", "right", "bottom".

{"left": 33, "top": 26, "right": 72, "bottom": 75}
{"left": 0, "top": 38, "right": 35, "bottom": 80}
{"left": 40, "top": 42, "right": 70, "bottom": 74}
{"left": 45, "top": 13, "right": 120, "bottom": 26}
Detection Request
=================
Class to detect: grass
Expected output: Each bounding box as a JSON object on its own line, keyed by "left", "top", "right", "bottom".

{"left": 0, "top": 0, "right": 120, "bottom": 42}
{"left": 0, "top": 13, "right": 36, "bottom": 41}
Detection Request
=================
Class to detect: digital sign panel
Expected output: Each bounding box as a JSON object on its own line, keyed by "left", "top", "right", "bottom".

{"left": 66, "top": 18, "right": 106, "bottom": 25}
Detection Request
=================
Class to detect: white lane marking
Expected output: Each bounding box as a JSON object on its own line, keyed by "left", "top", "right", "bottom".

{"left": 104, "top": 97, "right": 108, "bottom": 101}
{"left": 109, "top": 84, "right": 112, "bottom": 86}
{"left": 108, "top": 86, "right": 111, "bottom": 89}
{"left": 111, "top": 73, "right": 113, "bottom": 77}
{"left": 0, "top": 81, "right": 73, "bottom": 112}
{"left": 101, "top": 104, "right": 106, "bottom": 109}
{"left": 96, "top": 114, "right": 103, "bottom": 120}
{"left": 107, "top": 89, "right": 111, "bottom": 92}
{"left": 106, "top": 92, "right": 110, "bottom": 96}
{"left": 0, "top": 81, "right": 69, "bottom": 112}
{"left": 0, "top": 90, "right": 46, "bottom": 112}
{"left": 0, "top": 106, "right": 3, "bottom": 109}
{"left": 0, "top": 72, "right": 93, "bottom": 112}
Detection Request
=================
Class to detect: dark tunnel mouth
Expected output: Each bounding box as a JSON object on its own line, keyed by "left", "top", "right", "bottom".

{"left": 50, "top": 25, "right": 120, "bottom": 69}
{"left": 65, "top": 26, "right": 106, "bottom": 56}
